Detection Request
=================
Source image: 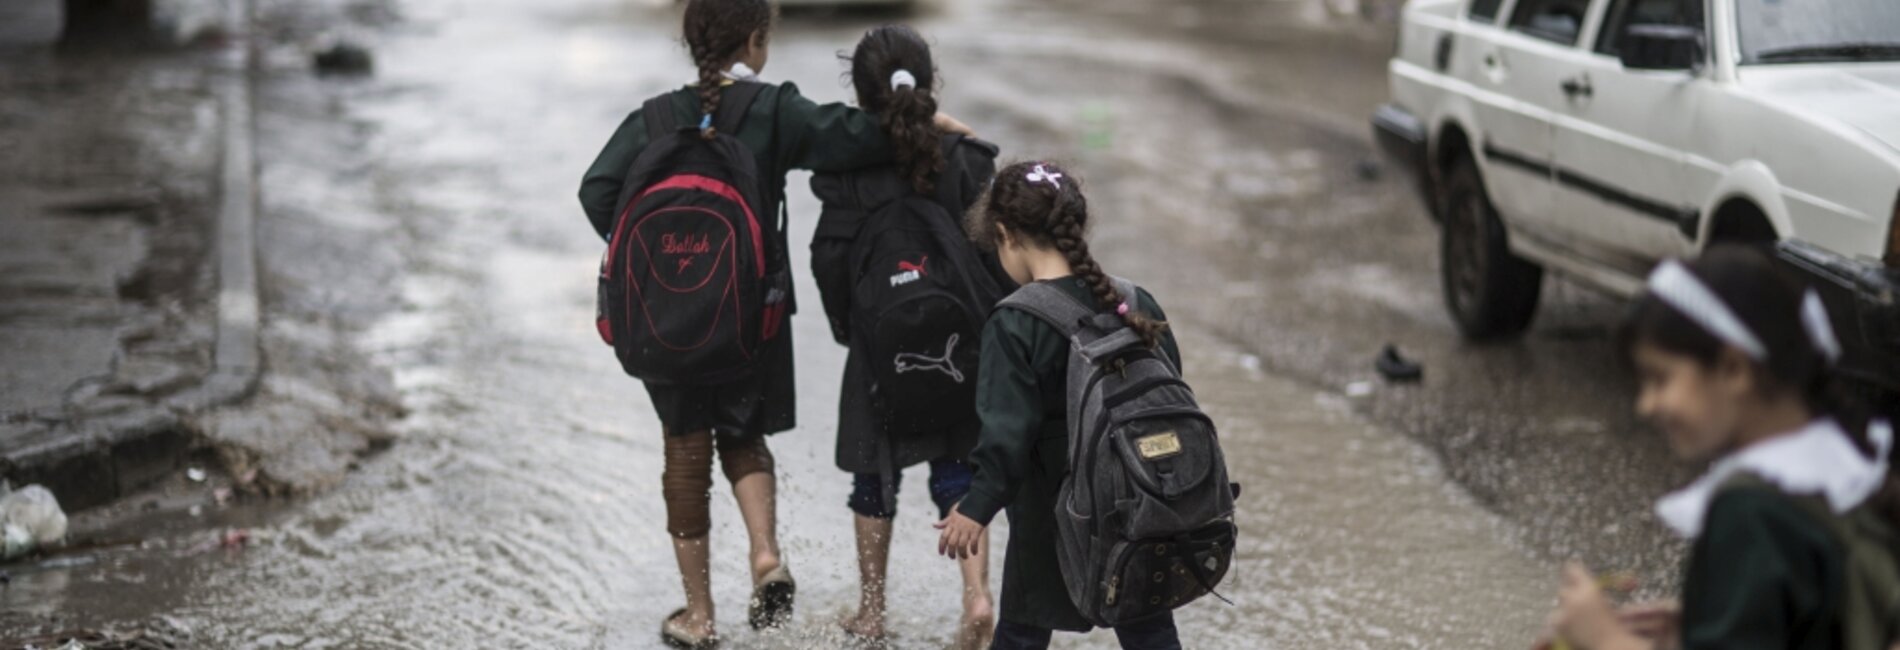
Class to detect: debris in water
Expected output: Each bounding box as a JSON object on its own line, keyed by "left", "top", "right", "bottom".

{"left": 1374, "top": 344, "right": 1423, "bottom": 382}
{"left": 1, "top": 483, "right": 69, "bottom": 560}
{"left": 186, "top": 467, "right": 207, "bottom": 482}
{"left": 1354, "top": 159, "right": 1382, "bottom": 181}
{"left": 1346, "top": 380, "right": 1374, "bottom": 398}
{"left": 314, "top": 41, "right": 375, "bottom": 76}
{"left": 213, "top": 487, "right": 234, "bottom": 505}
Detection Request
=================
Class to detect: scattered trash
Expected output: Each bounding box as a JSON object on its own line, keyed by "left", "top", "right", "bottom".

{"left": 185, "top": 528, "right": 251, "bottom": 556}
{"left": 0, "top": 569, "right": 10, "bottom": 585}
{"left": 1354, "top": 159, "right": 1383, "bottom": 181}
{"left": 1078, "top": 102, "right": 1116, "bottom": 151}
{"left": 189, "top": 505, "right": 203, "bottom": 518}
{"left": 1374, "top": 344, "right": 1423, "bottom": 382}
{"left": 1, "top": 483, "right": 69, "bottom": 561}
{"left": 314, "top": 41, "right": 375, "bottom": 76}
{"left": 213, "top": 487, "right": 234, "bottom": 506}
{"left": 1345, "top": 380, "right": 1375, "bottom": 398}
{"left": 237, "top": 468, "right": 259, "bottom": 487}
{"left": 186, "top": 467, "right": 207, "bottom": 482}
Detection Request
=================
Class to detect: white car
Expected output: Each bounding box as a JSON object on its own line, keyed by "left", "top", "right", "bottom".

{"left": 1374, "top": 0, "right": 1900, "bottom": 396}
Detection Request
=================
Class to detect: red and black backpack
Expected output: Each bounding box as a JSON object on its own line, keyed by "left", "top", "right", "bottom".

{"left": 596, "top": 82, "right": 786, "bottom": 386}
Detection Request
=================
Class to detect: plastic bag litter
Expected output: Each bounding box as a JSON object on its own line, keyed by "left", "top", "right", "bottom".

{"left": 1, "top": 482, "right": 68, "bottom": 560}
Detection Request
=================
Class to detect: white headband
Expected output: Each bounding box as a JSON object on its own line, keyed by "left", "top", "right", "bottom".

{"left": 1646, "top": 260, "right": 1844, "bottom": 364}
{"left": 1801, "top": 290, "right": 1843, "bottom": 363}
{"left": 1646, "top": 261, "right": 1768, "bottom": 360}
{"left": 890, "top": 69, "right": 916, "bottom": 91}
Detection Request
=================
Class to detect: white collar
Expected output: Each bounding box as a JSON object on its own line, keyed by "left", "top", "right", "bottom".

{"left": 722, "top": 62, "right": 758, "bottom": 82}
{"left": 1656, "top": 418, "right": 1892, "bottom": 538}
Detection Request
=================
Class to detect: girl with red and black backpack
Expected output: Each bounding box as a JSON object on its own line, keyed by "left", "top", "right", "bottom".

{"left": 577, "top": 2, "right": 966, "bottom": 647}
{"left": 808, "top": 24, "right": 1010, "bottom": 649}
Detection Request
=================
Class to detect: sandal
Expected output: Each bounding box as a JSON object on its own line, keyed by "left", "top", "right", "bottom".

{"left": 661, "top": 608, "right": 720, "bottom": 650}
{"left": 747, "top": 565, "right": 797, "bottom": 630}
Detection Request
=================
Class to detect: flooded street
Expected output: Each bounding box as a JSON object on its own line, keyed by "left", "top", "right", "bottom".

{"left": 0, "top": 0, "right": 1674, "bottom": 646}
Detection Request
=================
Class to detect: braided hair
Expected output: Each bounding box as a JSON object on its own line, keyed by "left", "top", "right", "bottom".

{"left": 682, "top": 0, "right": 774, "bottom": 139}
{"left": 844, "top": 25, "right": 944, "bottom": 195}
{"left": 967, "top": 161, "right": 1168, "bottom": 348}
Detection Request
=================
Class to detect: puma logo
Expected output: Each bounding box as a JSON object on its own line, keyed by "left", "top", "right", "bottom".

{"left": 889, "top": 255, "right": 927, "bottom": 287}
{"left": 894, "top": 333, "right": 964, "bottom": 383}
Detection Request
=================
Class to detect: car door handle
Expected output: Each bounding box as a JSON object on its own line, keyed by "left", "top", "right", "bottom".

{"left": 1560, "top": 75, "right": 1593, "bottom": 98}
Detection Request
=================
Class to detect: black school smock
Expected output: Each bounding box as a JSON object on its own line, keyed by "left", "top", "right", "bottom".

{"left": 955, "top": 277, "right": 1181, "bottom": 632}
{"left": 809, "top": 137, "right": 1005, "bottom": 474}
{"left": 578, "top": 81, "right": 888, "bottom": 439}
{"left": 1679, "top": 485, "right": 1848, "bottom": 650}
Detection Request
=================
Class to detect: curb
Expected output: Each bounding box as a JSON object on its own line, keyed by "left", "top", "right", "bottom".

{"left": 0, "top": 2, "right": 260, "bottom": 512}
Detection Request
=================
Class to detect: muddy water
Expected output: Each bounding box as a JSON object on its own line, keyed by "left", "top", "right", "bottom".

{"left": 4, "top": 0, "right": 1563, "bottom": 646}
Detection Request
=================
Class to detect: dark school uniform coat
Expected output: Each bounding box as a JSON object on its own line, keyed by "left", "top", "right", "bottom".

{"left": 957, "top": 277, "right": 1181, "bottom": 632}
{"left": 1680, "top": 484, "right": 1848, "bottom": 650}
{"left": 578, "top": 81, "right": 888, "bottom": 438}
{"left": 809, "top": 136, "right": 1006, "bottom": 474}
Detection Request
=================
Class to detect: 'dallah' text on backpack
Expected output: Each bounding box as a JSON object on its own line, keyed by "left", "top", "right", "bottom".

{"left": 999, "top": 278, "right": 1239, "bottom": 627}
{"left": 596, "top": 83, "right": 788, "bottom": 386}
{"left": 834, "top": 135, "right": 1003, "bottom": 437}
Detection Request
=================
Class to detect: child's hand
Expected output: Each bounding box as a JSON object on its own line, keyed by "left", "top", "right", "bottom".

{"left": 934, "top": 504, "right": 985, "bottom": 560}
{"left": 934, "top": 112, "right": 975, "bottom": 137}
{"left": 1551, "top": 562, "right": 1646, "bottom": 650}
{"left": 1618, "top": 601, "right": 1679, "bottom": 649}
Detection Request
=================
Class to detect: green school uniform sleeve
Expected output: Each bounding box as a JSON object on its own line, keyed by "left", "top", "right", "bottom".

{"left": 773, "top": 82, "right": 889, "bottom": 174}
{"left": 578, "top": 109, "right": 649, "bottom": 240}
{"left": 959, "top": 311, "right": 1049, "bottom": 526}
{"left": 1679, "top": 488, "right": 1844, "bottom": 650}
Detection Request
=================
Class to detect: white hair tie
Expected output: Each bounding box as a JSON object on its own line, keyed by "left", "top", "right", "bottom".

{"left": 1801, "top": 290, "right": 1843, "bottom": 364}
{"left": 1646, "top": 260, "right": 1768, "bottom": 360}
{"left": 889, "top": 69, "right": 917, "bottom": 91}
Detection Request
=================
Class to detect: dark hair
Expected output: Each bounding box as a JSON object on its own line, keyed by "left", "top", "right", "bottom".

{"left": 1618, "top": 244, "right": 1897, "bottom": 524}
{"left": 967, "top": 161, "right": 1167, "bottom": 348}
{"left": 682, "top": 0, "right": 775, "bottom": 140}
{"left": 845, "top": 25, "right": 943, "bottom": 195}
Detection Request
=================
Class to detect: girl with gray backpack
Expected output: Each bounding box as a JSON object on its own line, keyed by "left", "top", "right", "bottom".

{"left": 936, "top": 161, "right": 1236, "bottom": 649}
{"left": 1544, "top": 246, "right": 1899, "bottom": 650}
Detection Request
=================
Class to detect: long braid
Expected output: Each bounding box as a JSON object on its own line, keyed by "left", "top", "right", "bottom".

{"left": 682, "top": 0, "right": 774, "bottom": 140}
{"left": 974, "top": 161, "right": 1168, "bottom": 349}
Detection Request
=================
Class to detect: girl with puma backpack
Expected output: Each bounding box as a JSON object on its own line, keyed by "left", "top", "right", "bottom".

{"left": 577, "top": 2, "right": 969, "bottom": 646}
{"left": 1546, "top": 245, "right": 1900, "bottom": 650}
{"left": 937, "top": 161, "right": 1236, "bottom": 650}
{"left": 808, "top": 25, "right": 1010, "bottom": 649}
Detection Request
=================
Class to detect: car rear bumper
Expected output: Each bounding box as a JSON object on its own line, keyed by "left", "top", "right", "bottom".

{"left": 1371, "top": 103, "right": 1433, "bottom": 217}
{"left": 1777, "top": 239, "right": 1900, "bottom": 394}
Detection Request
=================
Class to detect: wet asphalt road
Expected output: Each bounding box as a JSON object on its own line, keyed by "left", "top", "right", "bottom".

{"left": 0, "top": 0, "right": 1705, "bottom": 646}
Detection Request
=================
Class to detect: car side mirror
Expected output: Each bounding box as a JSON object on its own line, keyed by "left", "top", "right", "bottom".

{"left": 1619, "top": 24, "right": 1704, "bottom": 71}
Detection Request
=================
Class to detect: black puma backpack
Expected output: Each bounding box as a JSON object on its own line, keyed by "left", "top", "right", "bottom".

{"left": 595, "top": 82, "right": 788, "bottom": 386}
{"left": 848, "top": 136, "right": 1004, "bottom": 436}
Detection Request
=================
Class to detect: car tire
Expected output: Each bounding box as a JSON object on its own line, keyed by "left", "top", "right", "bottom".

{"left": 1439, "top": 156, "right": 1542, "bottom": 340}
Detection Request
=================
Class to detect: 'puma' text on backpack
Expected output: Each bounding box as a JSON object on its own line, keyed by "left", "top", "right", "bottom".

{"left": 999, "top": 278, "right": 1238, "bottom": 627}
{"left": 597, "top": 83, "right": 787, "bottom": 386}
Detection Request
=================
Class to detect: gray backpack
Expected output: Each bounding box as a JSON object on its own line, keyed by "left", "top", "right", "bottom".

{"left": 999, "top": 278, "right": 1238, "bottom": 627}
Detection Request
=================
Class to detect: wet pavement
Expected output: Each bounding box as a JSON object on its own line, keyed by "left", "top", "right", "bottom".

{"left": 0, "top": 0, "right": 1707, "bottom": 646}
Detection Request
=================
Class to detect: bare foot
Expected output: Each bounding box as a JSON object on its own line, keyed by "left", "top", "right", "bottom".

{"left": 956, "top": 595, "right": 995, "bottom": 650}
{"left": 751, "top": 551, "right": 783, "bottom": 584}
{"left": 665, "top": 608, "right": 717, "bottom": 643}
{"left": 839, "top": 610, "right": 886, "bottom": 642}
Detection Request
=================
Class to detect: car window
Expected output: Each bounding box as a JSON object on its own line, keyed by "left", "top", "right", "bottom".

{"left": 1509, "top": 0, "right": 1591, "bottom": 45}
{"left": 1596, "top": 0, "right": 1703, "bottom": 56}
{"left": 1470, "top": 0, "right": 1506, "bottom": 23}
{"left": 1736, "top": 0, "right": 1900, "bottom": 64}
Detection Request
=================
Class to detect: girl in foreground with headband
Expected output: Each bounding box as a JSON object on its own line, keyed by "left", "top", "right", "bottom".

{"left": 1544, "top": 245, "right": 1898, "bottom": 650}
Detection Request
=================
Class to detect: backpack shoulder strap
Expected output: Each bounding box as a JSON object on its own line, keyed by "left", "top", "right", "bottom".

{"left": 714, "top": 81, "right": 766, "bottom": 137}
{"left": 934, "top": 134, "right": 966, "bottom": 210}
{"left": 997, "top": 282, "right": 1096, "bottom": 339}
{"left": 643, "top": 94, "right": 678, "bottom": 141}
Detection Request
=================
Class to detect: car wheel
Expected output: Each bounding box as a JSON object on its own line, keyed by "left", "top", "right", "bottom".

{"left": 1439, "top": 156, "right": 1542, "bottom": 340}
